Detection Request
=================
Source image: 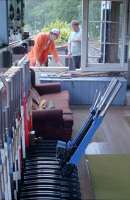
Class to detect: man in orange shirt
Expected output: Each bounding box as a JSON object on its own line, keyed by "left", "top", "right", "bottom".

{"left": 28, "top": 29, "right": 62, "bottom": 66}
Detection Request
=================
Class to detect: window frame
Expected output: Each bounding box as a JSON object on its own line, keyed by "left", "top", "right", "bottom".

{"left": 81, "top": 0, "right": 128, "bottom": 72}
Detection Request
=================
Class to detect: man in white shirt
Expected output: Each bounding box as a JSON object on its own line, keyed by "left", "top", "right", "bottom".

{"left": 68, "top": 20, "right": 81, "bottom": 69}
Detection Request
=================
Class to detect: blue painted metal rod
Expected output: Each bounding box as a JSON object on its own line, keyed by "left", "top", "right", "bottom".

{"left": 66, "top": 79, "right": 121, "bottom": 166}
{"left": 69, "top": 116, "right": 103, "bottom": 165}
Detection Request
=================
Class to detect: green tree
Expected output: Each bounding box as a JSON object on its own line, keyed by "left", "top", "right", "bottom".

{"left": 42, "top": 20, "right": 71, "bottom": 45}
{"left": 88, "top": 1, "right": 101, "bottom": 40}
{"left": 24, "top": 0, "right": 81, "bottom": 34}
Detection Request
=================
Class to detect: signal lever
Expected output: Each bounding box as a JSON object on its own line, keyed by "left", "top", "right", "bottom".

{"left": 56, "top": 78, "right": 122, "bottom": 176}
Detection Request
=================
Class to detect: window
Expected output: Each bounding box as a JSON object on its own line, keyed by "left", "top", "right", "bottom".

{"left": 88, "top": 0, "right": 125, "bottom": 65}
{"left": 127, "top": 1, "right": 130, "bottom": 59}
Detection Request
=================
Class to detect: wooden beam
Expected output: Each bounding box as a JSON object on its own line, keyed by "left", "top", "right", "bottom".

{"left": 0, "top": 0, "right": 8, "bottom": 45}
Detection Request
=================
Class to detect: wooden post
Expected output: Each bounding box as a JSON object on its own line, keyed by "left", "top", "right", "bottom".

{"left": 81, "top": 0, "right": 89, "bottom": 70}
{"left": 0, "top": 0, "right": 9, "bottom": 46}
{"left": 121, "top": 0, "right": 128, "bottom": 66}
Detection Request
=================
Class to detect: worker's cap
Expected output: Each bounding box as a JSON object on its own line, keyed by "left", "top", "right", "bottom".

{"left": 71, "top": 20, "right": 79, "bottom": 26}
{"left": 50, "top": 28, "right": 60, "bottom": 36}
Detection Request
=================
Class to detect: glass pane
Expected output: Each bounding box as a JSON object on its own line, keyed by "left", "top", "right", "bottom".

{"left": 104, "top": 43, "right": 122, "bottom": 63}
{"left": 101, "top": 22, "right": 122, "bottom": 43}
{"left": 88, "top": 43, "right": 122, "bottom": 63}
{"left": 89, "top": 1, "right": 101, "bottom": 21}
{"left": 128, "top": 42, "right": 130, "bottom": 59}
{"left": 88, "top": 22, "right": 101, "bottom": 41}
{"left": 89, "top": 1, "right": 123, "bottom": 22}
{"left": 101, "top": 1, "right": 123, "bottom": 23}
{"left": 104, "top": 44, "right": 121, "bottom": 63}
{"left": 88, "top": 42, "right": 101, "bottom": 63}
{"left": 88, "top": 0, "right": 124, "bottom": 64}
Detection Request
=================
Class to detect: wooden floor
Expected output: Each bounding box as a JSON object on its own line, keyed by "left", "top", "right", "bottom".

{"left": 72, "top": 106, "right": 130, "bottom": 154}
{"left": 72, "top": 105, "right": 130, "bottom": 199}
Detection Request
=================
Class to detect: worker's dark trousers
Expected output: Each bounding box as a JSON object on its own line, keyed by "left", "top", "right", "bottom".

{"left": 72, "top": 56, "right": 81, "bottom": 69}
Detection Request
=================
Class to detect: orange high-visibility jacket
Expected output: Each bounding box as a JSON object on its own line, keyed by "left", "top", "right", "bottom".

{"left": 28, "top": 32, "right": 60, "bottom": 66}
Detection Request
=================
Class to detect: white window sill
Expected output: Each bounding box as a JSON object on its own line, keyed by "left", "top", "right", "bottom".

{"left": 81, "top": 63, "right": 128, "bottom": 72}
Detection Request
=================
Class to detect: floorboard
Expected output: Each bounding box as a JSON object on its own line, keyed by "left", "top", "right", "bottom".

{"left": 72, "top": 106, "right": 130, "bottom": 199}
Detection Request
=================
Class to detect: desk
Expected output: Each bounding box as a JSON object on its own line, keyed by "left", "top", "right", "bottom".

{"left": 37, "top": 75, "right": 127, "bottom": 105}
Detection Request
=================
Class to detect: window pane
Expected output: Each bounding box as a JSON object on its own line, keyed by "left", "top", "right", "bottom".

{"left": 89, "top": 1, "right": 101, "bottom": 21}
{"left": 88, "top": 22, "right": 101, "bottom": 41}
{"left": 88, "top": 43, "right": 122, "bottom": 63}
{"left": 105, "top": 44, "right": 122, "bottom": 63}
{"left": 88, "top": 42, "right": 101, "bottom": 63}
{"left": 128, "top": 42, "right": 130, "bottom": 59}
{"left": 89, "top": 1, "right": 123, "bottom": 22}
{"left": 102, "top": 1, "right": 123, "bottom": 23}
{"left": 101, "top": 22, "right": 122, "bottom": 43}
{"left": 88, "top": 0, "right": 123, "bottom": 64}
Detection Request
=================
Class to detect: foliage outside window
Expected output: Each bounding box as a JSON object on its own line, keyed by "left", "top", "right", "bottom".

{"left": 42, "top": 20, "right": 71, "bottom": 45}
{"left": 24, "top": 0, "right": 81, "bottom": 35}
{"left": 24, "top": 0, "right": 127, "bottom": 66}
